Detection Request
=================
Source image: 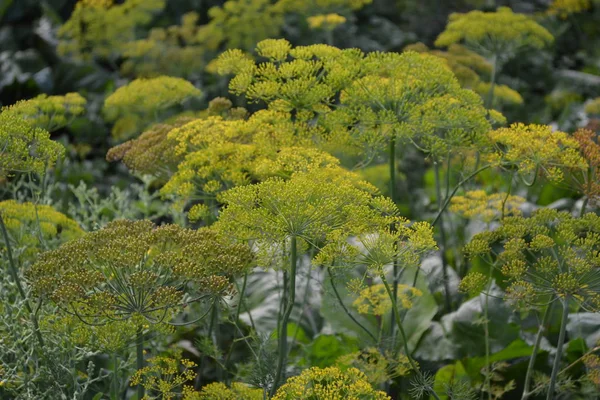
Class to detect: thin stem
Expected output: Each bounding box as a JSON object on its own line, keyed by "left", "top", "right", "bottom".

{"left": 0, "top": 213, "right": 44, "bottom": 347}
{"left": 481, "top": 276, "right": 492, "bottom": 400}
{"left": 580, "top": 197, "right": 589, "bottom": 218}
{"left": 389, "top": 137, "right": 400, "bottom": 340}
{"left": 547, "top": 297, "right": 570, "bottom": 400}
{"left": 381, "top": 274, "right": 441, "bottom": 400}
{"left": 485, "top": 54, "right": 497, "bottom": 109}
{"left": 271, "top": 236, "right": 298, "bottom": 396}
{"left": 522, "top": 304, "right": 553, "bottom": 400}
{"left": 136, "top": 327, "right": 145, "bottom": 400}
{"left": 327, "top": 268, "right": 378, "bottom": 343}
{"left": 111, "top": 352, "right": 119, "bottom": 400}
{"left": 435, "top": 161, "right": 452, "bottom": 312}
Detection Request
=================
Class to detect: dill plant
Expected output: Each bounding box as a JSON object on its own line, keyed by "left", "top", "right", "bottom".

{"left": 27, "top": 220, "right": 253, "bottom": 398}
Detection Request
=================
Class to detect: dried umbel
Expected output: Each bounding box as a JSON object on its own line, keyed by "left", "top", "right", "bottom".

{"left": 271, "top": 366, "right": 391, "bottom": 399}
{"left": 103, "top": 76, "right": 202, "bottom": 140}
{"left": 571, "top": 129, "right": 600, "bottom": 205}
{"left": 434, "top": 7, "right": 553, "bottom": 61}
{"left": 461, "top": 209, "right": 600, "bottom": 310}
{"left": 27, "top": 220, "right": 253, "bottom": 331}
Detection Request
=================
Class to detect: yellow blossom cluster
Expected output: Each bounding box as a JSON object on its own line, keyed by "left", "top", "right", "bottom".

{"left": 216, "top": 39, "right": 494, "bottom": 159}
{"left": 336, "top": 348, "right": 413, "bottom": 385}
{"left": 352, "top": 283, "right": 422, "bottom": 315}
{"left": 271, "top": 366, "right": 390, "bottom": 399}
{"left": 58, "top": 0, "right": 166, "bottom": 60}
{"left": 487, "top": 123, "right": 588, "bottom": 182}
{"left": 5, "top": 93, "right": 87, "bottom": 132}
{"left": 586, "top": 97, "right": 600, "bottom": 116}
{"left": 461, "top": 209, "right": 600, "bottom": 309}
{"left": 190, "top": 382, "right": 263, "bottom": 399}
{"left": 103, "top": 76, "right": 202, "bottom": 140}
{"left": 121, "top": 12, "right": 206, "bottom": 78}
{"left": 0, "top": 200, "right": 83, "bottom": 262}
{"left": 547, "top": 0, "right": 591, "bottom": 18}
{"left": 450, "top": 190, "right": 525, "bottom": 222}
{"left": 405, "top": 43, "right": 523, "bottom": 107}
{"left": 307, "top": 13, "right": 347, "bottom": 30}
{"left": 0, "top": 105, "right": 65, "bottom": 178}
{"left": 435, "top": 7, "right": 553, "bottom": 60}
{"left": 130, "top": 356, "right": 197, "bottom": 399}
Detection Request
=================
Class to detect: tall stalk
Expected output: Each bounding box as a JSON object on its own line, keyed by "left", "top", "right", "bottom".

{"left": 271, "top": 235, "right": 297, "bottom": 395}
{"left": 522, "top": 304, "right": 553, "bottom": 400}
{"left": 136, "top": 327, "right": 145, "bottom": 399}
{"left": 389, "top": 138, "right": 401, "bottom": 340}
{"left": 111, "top": 352, "right": 119, "bottom": 400}
{"left": 0, "top": 213, "right": 44, "bottom": 347}
{"left": 485, "top": 54, "right": 498, "bottom": 109}
{"left": 547, "top": 297, "right": 570, "bottom": 400}
{"left": 434, "top": 161, "right": 452, "bottom": 311}
{"left": 381, "top": 274, "right": 441, "bottom": 400}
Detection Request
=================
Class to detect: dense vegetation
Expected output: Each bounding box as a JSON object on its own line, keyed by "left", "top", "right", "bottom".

{"left": 1, "top": 0, "right": 600, "bottom": 399}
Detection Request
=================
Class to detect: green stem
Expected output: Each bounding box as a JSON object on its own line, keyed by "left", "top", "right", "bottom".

{"left": 224, "top": 273, "right": 251, "bottom": 372}
{"left": 136, "top": 327, "right": 145, "bottom": 400}
{"left": 112, "top": 352, "right": 119, "bottom": 400}
{"left": 381, "top": 274, "right": 441, "bottom": 400}
{"left": 271, "top": 236, "right": 297, "bottom": 396}
{"left": 389, "top": 138, "right": 401, "bottom": 339}
{"left": 522, "top": 304, "right": 553, "bottom": 400}
{"left": 327, "top": 268, "right": 378, "bottom": 343}
{"left": 580, "top": 197, "right": 589, "bottom": 218}
{"left": 485, "top": 54, "right": 497, "bottom": 109}
{"left": 434, "top": 161, "right": 452, "bottom": 312}
{"left": 482, "top": 278, "right": 492, "bottom": 400}
{"left": 0, "top": 213, "right": 44, "bottom": 347}
{"left": 547, "top": 297, "right": 570, "bottom": 400}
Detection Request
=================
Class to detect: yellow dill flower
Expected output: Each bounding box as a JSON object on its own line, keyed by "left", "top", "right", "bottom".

{"left": 103, "top": 76, "right": 202, "bottom": 140}
{"left": 130, "top": 355, "right": 197, "bottom": 398}
{"left": 435, "top": 7, "right": 553, "bottom": 60}
{"left": 0, "top": 105, "right": 65, "bottom": 177}
{"left": 585, "top": 97, "right": 600, "bottom": 116}
{"left": 450, "top": 190, "right": 525, "bottom": 222}
{"left": 272, "top": 366, "right": 390, "bottom": 400}
{"left": 191, "top": 381, "right": 263, "bottom": 399}
{"left": 307, "top": 13, "right": 347, "bottom": 30}
{"left": 197, "top": 0, "right": 285, "bottom": 52}
{"left": 463, "top": 210, "right": 600, "bottom": 310}
{"left": 5, "top": 93, "right": 86, "bottom": 132}
{"left": 336, "top": 348, "right": 414, "bottom": 385}
{"left": 548, "top": 0, "right": 591, "bottom": 18}
{"left": 121, "top": 12, "right": 206, "bottom": 78}
{"left": 58, "top": 0, "right": 165, "bottom": 60}
{"left": 487, "top": 123, "right": 588, "bottom": 183}
{"left": 353, "top": 283, "right": 422, "bottom": 315}
{"left": 0, "top": 200, "right": 83, "bottom": 262}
